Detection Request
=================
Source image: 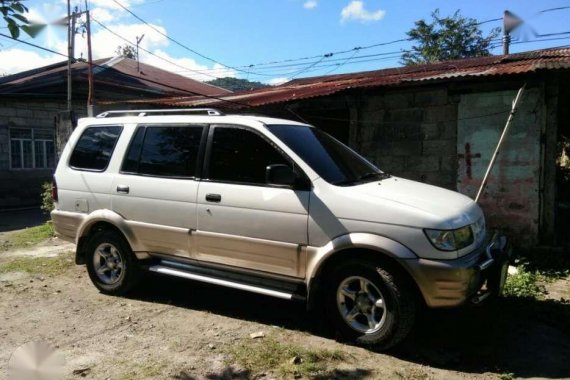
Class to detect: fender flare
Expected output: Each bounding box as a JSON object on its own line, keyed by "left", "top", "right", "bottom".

{"left": 76, "top": 209, "right": 144, "bottom": 252}
{"left": 305, "top": 232, "right": 417, "bottom": 288}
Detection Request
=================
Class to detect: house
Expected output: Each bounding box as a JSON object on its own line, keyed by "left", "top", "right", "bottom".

{"left": 111, "top": 47, "right": 570, "bottom": 248}
{"left": 0, "top": 56, "right": 230, "bottom": 209}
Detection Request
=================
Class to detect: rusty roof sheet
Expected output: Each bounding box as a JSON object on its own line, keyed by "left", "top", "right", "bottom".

{"left": 0, "top": 57, "right": 231, "bottom": 97}
{"left": 112, "top": 47, "right": 570, "bottom": 109}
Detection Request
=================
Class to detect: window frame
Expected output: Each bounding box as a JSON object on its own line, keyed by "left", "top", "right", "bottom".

{"left": 119, "top": 123, "right": 209, "bottom": 180}
{"left": 9, "top": 128, "right": 55, "bottom": 170}
{"left": 202, "top": 124, "right": 310, "bottom": 189}
{"left": 68, "top": 125, "right": 123, "bottom": 173}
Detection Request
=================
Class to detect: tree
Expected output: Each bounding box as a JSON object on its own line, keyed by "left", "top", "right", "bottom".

{"left": 206, "top": 77, "right": 268, "bottom": 92}
{"left": 401, "top": 9, "right": 500, "bottom": 66}
{"left": 0, "top": 0, "right": 31, "bottom": 39}
{"left": 115, "top": 44, "right": 136, "bottom": 59}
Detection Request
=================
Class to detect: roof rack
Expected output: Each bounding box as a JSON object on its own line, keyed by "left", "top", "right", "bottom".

{"left": 95, "top": 108, "right": 224, "bottom": 118}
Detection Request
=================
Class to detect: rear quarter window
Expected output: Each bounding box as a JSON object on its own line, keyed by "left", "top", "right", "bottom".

{"left": 69, "top": 126, "right": 123, "bottom": 171}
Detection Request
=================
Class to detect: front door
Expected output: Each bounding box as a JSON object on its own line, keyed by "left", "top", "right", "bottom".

{"left": 111, "top": 124, "right": 206, "bottom": 258}
{"left": 195, "top": 125, "right": 309, "bottom": 278}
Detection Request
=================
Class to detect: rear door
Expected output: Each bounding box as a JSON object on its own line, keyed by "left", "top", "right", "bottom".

{"left": 111, "top": 124, "right": 207, "bottom": 258}
{"left": 195, "top": 125, "right": 310, "bottom": 278}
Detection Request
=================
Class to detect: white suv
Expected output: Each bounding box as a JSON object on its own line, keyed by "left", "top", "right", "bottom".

{"left": 52, "top": 109, "right": 511, "bottom": 349}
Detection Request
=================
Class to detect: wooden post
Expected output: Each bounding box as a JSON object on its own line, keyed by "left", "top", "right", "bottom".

{"left": 475, "top": 84, "right": 526, "bottom": 202}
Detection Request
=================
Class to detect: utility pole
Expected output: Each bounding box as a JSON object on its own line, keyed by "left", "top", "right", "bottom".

{"left": 58, "top": 1, "right": 78, "bottom": 158}
{"left": 85, "top": 1, "right": 94, "bottom": 116}
{"left": 66, "top": 0, "right": 73, "bottom": 112}
{"left": 136, "top": 34, "right": 145, "bottom": 73}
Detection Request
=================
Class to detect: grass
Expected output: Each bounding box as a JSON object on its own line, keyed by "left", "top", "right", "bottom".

{"left": 1, "top": 223, "right": 54, "bottom": 252}
{"left": 503, "top": 267, "right": 547, "bottom": 299}
{"left": 503, "top": 249, "right": 570, "bottom": 300}
{"left": 0, "top": 253, "right": 74, "bottom": 276}
{"left": 226, "top": 336, "right": 345, "bottom": 379}
{"left": 117, "top": 359, "right": 168, "bottom": 380}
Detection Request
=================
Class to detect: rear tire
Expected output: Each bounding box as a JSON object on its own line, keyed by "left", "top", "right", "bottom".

{"left": 85, "top": 230, "right": 141, "bottom": 295}
{"left": 325, "top": 259, "right": 416, "bottom": 350}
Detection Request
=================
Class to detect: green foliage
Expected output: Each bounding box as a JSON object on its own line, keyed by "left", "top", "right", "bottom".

{"left": 0, "top": 0, "right": 30, "bottom": 39}
{"left": 206, "top": 77, "right": 268, "bottom": 92}
{"left": 41, "top": 181, "right": 54, "bottom": 214}
{"left": 0, "top": 252, "right": 73, "bottom": 276}
{"left": 116, "top": 44, "right": 137, "bottom": 59}
{"left": 498, "top": 372, "right": 515, "bottom": 380}
{"left": 227, "top": 336, "right": 345, "bottom": 378}
{"left": 503, "top": 267, "right": 546, "bottom": 299}
{"left": 402, "top": 9, "right": 500, "bottom": 66}
{"left": 1, "top": 223, "right": 54, "bottom": 252}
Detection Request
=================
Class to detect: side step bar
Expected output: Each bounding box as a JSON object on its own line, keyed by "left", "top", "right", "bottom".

{"left": 148, "top": 264, "right": 301, "bottom": 301}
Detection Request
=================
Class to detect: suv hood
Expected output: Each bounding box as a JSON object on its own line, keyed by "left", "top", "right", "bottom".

{"left": 321, "top": 176, "right": 483, "bottom": 230}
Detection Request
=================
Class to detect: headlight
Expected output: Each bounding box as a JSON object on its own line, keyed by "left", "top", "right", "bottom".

{"left": 424, "top": 225, "right": 474, "bottom": 251}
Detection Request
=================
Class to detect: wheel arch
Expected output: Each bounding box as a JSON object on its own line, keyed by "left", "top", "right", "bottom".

{"left": 306, "top": 233, "right": 422, "bottom": 310}
{"left": 75, "top": 210, "right": 142, "bottom": 265}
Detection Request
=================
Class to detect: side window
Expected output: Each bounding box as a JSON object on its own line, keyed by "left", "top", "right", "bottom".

{"left": 208, "top": 127, "right": 290, "bottom": 185}
{"left": 121, "top": 127, "right": 145, "bottom": 173}
{"left": 121, "top": 125, "right": 204, "bottom": 178}
{"left": 69, "top": 126, "right": 122, "bottom": 171}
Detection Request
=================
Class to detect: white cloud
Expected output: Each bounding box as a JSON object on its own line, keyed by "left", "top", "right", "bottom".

{"left": 1, "top": 1, "right": 236, "bottom": 82}
{"left": 90, "top": 7, "right": 116, "bottom": 23}
{"left": 0, "top": 49, "right": 62, "bottom": 76}
{"left": 340, "top": 1, "right": 386, "bottom": 24}
{"left": 303, "top": 1, "right": 317, "bottom": 10}
{"left": 267, "top": 77, "right": 289, "bottom": 86}
{"left": 71, "top": 22, "right": 168, "bottom": 60}
{"left": 143, "top": 50, "right": 237, "bottom": 81}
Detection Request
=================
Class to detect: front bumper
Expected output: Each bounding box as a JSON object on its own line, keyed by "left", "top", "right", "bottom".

{"left": 401, "top": 231, "right": 512, "bottom": 308}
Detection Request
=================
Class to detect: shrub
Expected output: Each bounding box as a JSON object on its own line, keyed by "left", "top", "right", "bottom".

{"left": 41, "top": 181, "right": 54, "bottom": 214}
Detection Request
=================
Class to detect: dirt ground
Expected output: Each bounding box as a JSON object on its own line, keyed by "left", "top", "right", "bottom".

{"left": 1, "top": 234, "right": 569, "bottom": 380}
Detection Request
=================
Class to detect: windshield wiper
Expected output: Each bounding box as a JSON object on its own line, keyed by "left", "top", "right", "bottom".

{"left": 334, "top": 172, "right": 391, "bottom": 186}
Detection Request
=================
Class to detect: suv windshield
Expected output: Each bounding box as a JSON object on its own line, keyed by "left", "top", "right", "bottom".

{"left": 267, "top": 124, "right": 389, "bottom": 186}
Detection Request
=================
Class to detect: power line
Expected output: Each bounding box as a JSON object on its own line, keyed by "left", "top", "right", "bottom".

{"left": 539, "top": 6, "right": 570, "bottom": 14}
{"left": 110, "top": 0, "right": 253, "bottom": 76}
{"left": 0, "top": 33, "right": 254, "bottom": 109}
{"left": 91, "top": 17, "right": 221, "bottom": 80}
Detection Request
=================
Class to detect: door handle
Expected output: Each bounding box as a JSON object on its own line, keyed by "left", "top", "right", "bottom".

{"left": 205, "top": 193, "right": 221, "bottom": 203}
{"left": 116, "top": 185, "right": 130, "bottom": 194}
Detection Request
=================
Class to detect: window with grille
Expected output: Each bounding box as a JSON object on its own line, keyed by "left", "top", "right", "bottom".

{"left": 10, "top": 128, "right": 56, "bottom": 170}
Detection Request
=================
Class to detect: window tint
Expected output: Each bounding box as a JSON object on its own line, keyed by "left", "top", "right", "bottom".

{"left": 69, "top": 126, "right": 122, "bottom": 171}
{"left": 134, "top": 125, "right": 204, "bottom": 177}
{"left": 121, "top": 127, "right": 145, "bottom": 173}
{"left": 208, "top": 127, "right": 290, "bottom": 184}
{"left": 267, "top": 125, "right": 382, "bottom": 186}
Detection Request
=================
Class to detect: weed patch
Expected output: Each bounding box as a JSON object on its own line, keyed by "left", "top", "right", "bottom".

{"left": 503, "top": 267, "right": 547, "bottom": 299}
{"left": 1, "top": 223, "right": 54, "bottom": 252}
{"left": 227, "top": 336, "right": 345, "bottom": 379}
{"left": 0, "top": 253, "right": 73, "bottom": 276}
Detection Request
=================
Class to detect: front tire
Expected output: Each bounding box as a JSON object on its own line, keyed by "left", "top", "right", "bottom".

{"left": 325, "top": 259, "right": 416, "bottom": 350}
{"left": 86, "top": 230, "right": 141, "bottom": 295}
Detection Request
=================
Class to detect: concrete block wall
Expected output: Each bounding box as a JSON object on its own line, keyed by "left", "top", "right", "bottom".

{"left": 0, "top": 99, "right": 72, "bottom": 208}
{"left": 354, "top": 87, "right": 458, "bottom": 190}
{"left": 457, "top": 88, "right": 543, "bottom": 246}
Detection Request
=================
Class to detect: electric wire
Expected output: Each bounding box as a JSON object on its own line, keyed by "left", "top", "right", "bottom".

{"left": 110, "top": 0, "right": 254, "bottom": 76}
{"left": 0, "top": 32, "right": 255, "bottom": 109}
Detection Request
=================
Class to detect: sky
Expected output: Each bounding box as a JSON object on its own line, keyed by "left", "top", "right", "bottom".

{"left": 0, "top": 0, "right": 569, "bottom": 84}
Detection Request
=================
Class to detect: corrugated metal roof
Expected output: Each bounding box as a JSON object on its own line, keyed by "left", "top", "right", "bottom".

{"left": 0, "top": 57, "right": 231, "bottom": 97}
{"left": 111, "top": 47, "right": 570, "bottom": 109}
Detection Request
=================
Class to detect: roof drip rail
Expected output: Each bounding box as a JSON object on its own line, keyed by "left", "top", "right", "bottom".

{"left": 95, "top": 108, "right": 224, "bottom": 118}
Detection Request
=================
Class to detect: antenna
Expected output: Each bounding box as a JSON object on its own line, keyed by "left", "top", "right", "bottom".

{"left": 503, "top": 10, "right": 524, "bottom": 55}
{"left": 136, "top": 34, "right": 145, "bottom": 73}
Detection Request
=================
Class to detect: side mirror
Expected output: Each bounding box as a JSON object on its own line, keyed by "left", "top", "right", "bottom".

{"left": 266, "top": 164, "right": 297, "bottom": 187}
